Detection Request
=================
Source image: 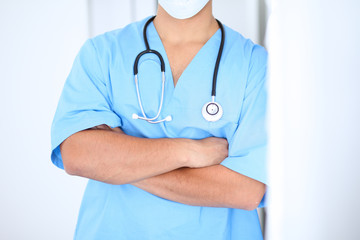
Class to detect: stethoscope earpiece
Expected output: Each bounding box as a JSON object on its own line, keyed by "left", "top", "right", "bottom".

{"left": 165, "top": 115, "right": 172, "bottom": 122}
{"left": 132, "top": 113, "right": 139, "bottom": 119}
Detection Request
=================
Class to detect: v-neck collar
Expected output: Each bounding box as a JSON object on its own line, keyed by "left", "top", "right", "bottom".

{"left": 146, "top": 21, "right": 222, "bottom": 96}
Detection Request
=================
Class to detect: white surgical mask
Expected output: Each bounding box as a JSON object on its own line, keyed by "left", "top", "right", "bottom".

{"left": 158, "top": 0, "right": 210, "bottom": 19}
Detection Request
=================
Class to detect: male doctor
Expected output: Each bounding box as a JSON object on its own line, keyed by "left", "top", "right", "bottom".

{"left": 51, "top": 0, "right": 268, "bottom": 239}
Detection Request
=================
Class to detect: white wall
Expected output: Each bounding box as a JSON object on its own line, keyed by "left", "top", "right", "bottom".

{"left": 89, "top": 0, "right": 262, "bottom": 43}
{"left": 89, "top": 0, "right": 158, "bottom": 37}
{"left": 0, "top": 1, "right": 88, "bottom": 239}
{"left": 213, "top": 0, "right": 261, "bottom": 44}
{"left": 267, "top": 1, "right": 360, "bottom": 239}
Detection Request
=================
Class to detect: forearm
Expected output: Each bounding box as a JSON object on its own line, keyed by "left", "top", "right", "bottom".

{"left": 132, "top": 165, "right": 266, "bottom": 210}
{"left": 60, "top": 127, "right": 189, "bottom": 185}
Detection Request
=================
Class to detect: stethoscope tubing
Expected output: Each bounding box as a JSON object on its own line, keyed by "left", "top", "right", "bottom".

{"left": 133, "top": 16, "right": 225, "bottom": 123}
{"left": 212, "top": 19, "right": 225, "bottom": 97}
{"left": 133, "top": 49, "right": 165, "bottom": 75}
{"left": 134, "top": 72, "right": 166, "bottom": 122}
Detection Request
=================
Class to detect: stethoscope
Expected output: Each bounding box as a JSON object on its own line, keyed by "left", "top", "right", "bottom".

{"left": 132, "top": 16, "right": 225, "bottom": 124}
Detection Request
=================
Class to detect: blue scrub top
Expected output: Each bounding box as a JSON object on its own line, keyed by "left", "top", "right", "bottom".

{"left": 51, "top": 17, "right": 268, "bottom": 240}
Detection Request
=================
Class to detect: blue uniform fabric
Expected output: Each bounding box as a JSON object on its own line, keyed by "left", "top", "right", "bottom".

{"left": 51, "top": 17, "right": 268, "bottom": 240}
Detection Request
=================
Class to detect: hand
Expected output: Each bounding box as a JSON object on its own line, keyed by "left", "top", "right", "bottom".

{"left": 185, "top": 137, "right": 229, "bottom": 168}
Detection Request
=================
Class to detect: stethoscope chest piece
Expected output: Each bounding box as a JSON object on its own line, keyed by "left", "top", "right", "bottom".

{"left": 202, "top": 101, "right": 223, "bottom": 122}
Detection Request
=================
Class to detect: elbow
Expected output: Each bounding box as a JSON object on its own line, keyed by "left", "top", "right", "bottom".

{"left": 60, "top": 141, "right": 84, "bottom": 176}
{"left": 63, "top": 157, "right": 83, "bottom": 176}
{"left": 244, "top": 192, "right": 265, "bottom": 211}
{"left": 63, "top": 158, "right": 82, "bottom": 176}
{"left": 229, "top": 198, "right": 258, "bottom": 211}
{"left": 60, "top": 140, "right": 128, "bottom": 185}
{"left": 231, "top": 185, "right": 266, "bottom": 211}
{"left": 242, "top": 199, "right": 261, "bottom": 211}
{"left": 233, "top": 195, "right": 263, "bottom": 211}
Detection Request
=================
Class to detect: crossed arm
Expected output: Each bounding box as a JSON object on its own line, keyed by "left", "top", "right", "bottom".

{"left": 60, "top": 124, "right": 266, "bottom": 210}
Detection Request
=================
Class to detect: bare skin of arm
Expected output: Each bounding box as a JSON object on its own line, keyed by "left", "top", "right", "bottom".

{"left": 98, "top": 126, "right": 265, "bottom": 210}
{"left": 132, "top": 166, "right": 266, "bottom": 210}
{"left": 60, "top": 125, "right": 228, "bottom": 185}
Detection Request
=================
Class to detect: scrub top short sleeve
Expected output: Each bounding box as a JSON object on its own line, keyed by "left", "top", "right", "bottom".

{"left": 220, "top": 44, "right": 268, "bottom": 207}
{"left": 51, "top": 39, "right": 122, "bottom": 170}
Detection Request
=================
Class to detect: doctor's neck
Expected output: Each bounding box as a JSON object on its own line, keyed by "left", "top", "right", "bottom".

{"left": 154, "top": 2, "right": 218, "bottom": 45}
